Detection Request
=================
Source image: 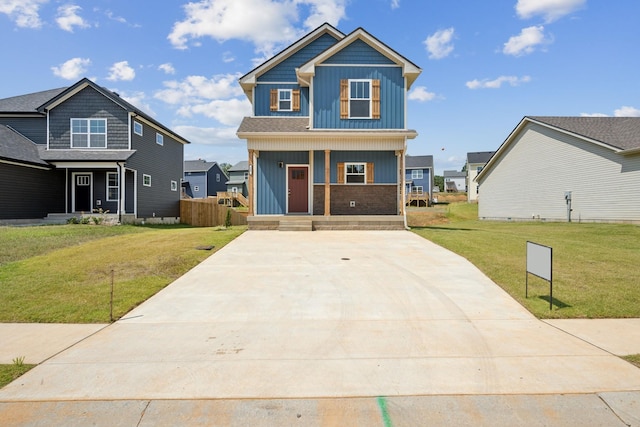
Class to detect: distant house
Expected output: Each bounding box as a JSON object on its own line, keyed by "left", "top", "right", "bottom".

{"left": 466, "top": 151, "right": 494, "bottom": 202}
{"left": 405, "top": 155, "right": 434, "bottom": 205}
{"left": 476, "top": 116, "right": 640, "bottom": 223}
{"left": 183, "top": 160, "right": 227, "bottom": 198}
{"left": 236, "top": 23, "right": 421, "bottom": 230}
{"left": 443, "top": 170, "right": 466, "bottom": 192}
{"left": 225, "top": 160, "right": 249, "bottom": 197}
{"left": 0, "top": 78, "right": 189, "bottom": 224}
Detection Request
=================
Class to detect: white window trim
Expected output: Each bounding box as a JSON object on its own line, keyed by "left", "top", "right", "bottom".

{"left": 171, "top": 180, "right": 178, "bottom": 192}
{"left": 349, "top": 79, "right": 372, "bottom": 119}
{"left": 71, "top": 118, "right": 107, "bottom": 149}
{"left": 134, "top": 121, "right": 143, "bottom": 136}
{"left": 143, "top": 174, "right": 151, "bottom": 187}
{"left": 345, "top": 162, "right": 367, "bottom": 184}
{"left": 156, "top": 132, "right": 164, "bottom": 146}
{"left": 106, "top": 172, "right": 119, "bottom": 201}
{"left": 278, "top": 89, "right": 292, "bottom": 111}
{"left": 411, "top": 169, "right": 424, "bottom": 180}
{"left": 412, "top": 186, "right": 423, "bottom": 195}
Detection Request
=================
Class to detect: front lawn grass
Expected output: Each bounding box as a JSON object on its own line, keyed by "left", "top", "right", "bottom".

{"left": 411, "top": 203, "right": 640, "bottom": 319}
{"left": 0, "top": 363, "right": 35, "bottom": 388}
{"left": 0, "top": 224, "right": 246, "bottom": 323}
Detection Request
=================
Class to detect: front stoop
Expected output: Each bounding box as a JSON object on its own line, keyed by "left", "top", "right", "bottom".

{"left": 248, "top": 215, "right": 406, "bottom": 231}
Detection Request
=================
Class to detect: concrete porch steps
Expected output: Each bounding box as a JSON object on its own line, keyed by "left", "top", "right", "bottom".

{"left": 278, "top": 219, "right": 313, "bottom": 232}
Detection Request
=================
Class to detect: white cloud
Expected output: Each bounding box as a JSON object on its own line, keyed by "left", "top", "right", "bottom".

{"left": 175, "top": 125, "right": 240, "bottom": 146}
{"left": 51, "top": 57, "right": 91, "bottom": 80}
{"left": 503, "top": 25, "right": 550, "bottom": 56}
{"left": 107, "top": 61, "right": 135, "bottom": 81}
{"left": 466, "top": 75, "right": 531, "bottom": 89}
{"left": 424, "top": 27, "right": 455, "bottom": 60}
{"left": 155, "top": 74, "right": 250, "bottom": 126}
{"left": 516, "top": 0, "right": 586, "bottom": 23}
{"left": 408, "top": 86, "right": 437, "bottom": 102}
{"left": 0, "top": 0, "right": 48, "bottom": 28}
{"left": 167, "top": 0, "right": 346, "bottom": 56}
{"left": 391, "top": 0, "right": 400, "bottom": 9}
{"left": 56, "top": 4, "right": 89, "bottom": 32}
{"left": 158, "top": 63, "right": 176, "bottom": 75}
{"left": 580, "top": 112, "right": 608, "bottom": 117}
{"left": 117, "top": 90, "right": 155, "bottom": 116}
{"left": 614, "top": 106, "right": 640, "bottom": 117}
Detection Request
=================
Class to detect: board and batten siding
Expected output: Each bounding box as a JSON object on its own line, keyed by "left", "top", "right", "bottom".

{"left": 479, "top": 122, "right": 640, "bottom": 222}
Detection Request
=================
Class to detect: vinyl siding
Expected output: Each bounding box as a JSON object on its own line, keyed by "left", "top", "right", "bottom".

{"left": 0, "top": 117, "right": 47, "bottom": 144}
{"left": 479, "top": 123, "right": 640, "bottom": 222}
{"left": 405, "top": 168, "right": 431, "bottom": 193}
{"left": 48, "top": 86, "right": 129, "bottom": 150}
{"left": 323, "top": 39, "right": 395, "bottom": 65}
{"left": 254, "top": 85, "right": 309, "bottom": 116}
{"left": 0, "top": 162, "right": 65, "bottom": 219}
{"left": 256, "top": 151, "right": 309, "bottom": 214}
{"left": 184, "top": 172, "right": 207, "bottom": 198}
{"left": 313, "top": 66, "right": 404, "bottom": 129}
{"left": 314, "top": 150, "right": 397, "bottom": 183}
{"left": 127, "top": 120, "right": 183, "bottom": 218}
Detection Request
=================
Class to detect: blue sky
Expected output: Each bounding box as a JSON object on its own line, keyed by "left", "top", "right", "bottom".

{"left": 1, "top": 0, "right": 638, "bottom": 174}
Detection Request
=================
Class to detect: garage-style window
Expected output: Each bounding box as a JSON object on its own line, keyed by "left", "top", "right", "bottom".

{"left": 71, "top": 118, "right": 106, "bottom": 148}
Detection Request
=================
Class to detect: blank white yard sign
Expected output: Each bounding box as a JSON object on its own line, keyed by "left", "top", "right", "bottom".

{"left": 526, "top": 241, "right": 552, "bottom": 281}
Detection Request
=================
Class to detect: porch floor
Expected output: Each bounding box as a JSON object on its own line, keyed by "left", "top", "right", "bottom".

{"left": 247, "top": 215, "right": 406, "bottom": 231}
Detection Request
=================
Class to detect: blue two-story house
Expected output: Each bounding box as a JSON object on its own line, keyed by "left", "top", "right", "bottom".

{"left": 237, "top": 23, "right": 421, "bottom": 230}
{"left": 0, "top": 78, "right": 189, "bottom": 224}
{"left": 183, "top": 159, "right": 227, "bottom": 198}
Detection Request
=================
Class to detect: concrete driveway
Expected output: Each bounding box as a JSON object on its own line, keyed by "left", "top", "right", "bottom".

{"left": 2, "top": 230, "right": 640, "bottom": 425}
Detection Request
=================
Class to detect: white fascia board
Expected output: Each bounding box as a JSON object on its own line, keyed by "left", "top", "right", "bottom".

{"left": 51, "top": 161, "right": 120, "bottom": 169}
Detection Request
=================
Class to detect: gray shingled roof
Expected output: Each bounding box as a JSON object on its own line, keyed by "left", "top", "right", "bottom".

{"left": 405, "top": 155, "right": 433, "bottom": 169}
{"left": 0, "top": 87, "right": 67, "bottom": 113}
{"left": 443, "top": 170, "right": 465, "bottom": 178}
{"left": 0, "top": 125, "right": 49, "bottom": 166}
{"left": 467, "top": 151, "right": 494, "bottom": 164}
{"left": 228, "top": 160, "right": 248, "bottom": 171}
{"left": 38, "top": 147, "right": 135, "bottom": 162}
{"left": 529, "top": 116, "right": 640, "bottom": 151}
{"left": 184, "top": 159, "right": 218, "bottom": 173}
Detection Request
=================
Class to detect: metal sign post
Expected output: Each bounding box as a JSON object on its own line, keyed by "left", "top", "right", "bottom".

{"left": 526, "top": 241, "right": 553, "bottom": 310}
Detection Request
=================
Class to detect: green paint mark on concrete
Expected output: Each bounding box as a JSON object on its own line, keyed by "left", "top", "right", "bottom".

{"left": 377, "top": 396, "right": 392, "bottom": 427}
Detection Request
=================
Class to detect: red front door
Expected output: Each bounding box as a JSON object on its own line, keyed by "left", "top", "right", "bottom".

{"left": 287, "top": 166, "right": 308, "bottom": 213}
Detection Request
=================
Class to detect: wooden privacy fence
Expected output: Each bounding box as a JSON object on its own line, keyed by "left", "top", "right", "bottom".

{"left": 180, "top": 198, "right": 248, "bottom": 227}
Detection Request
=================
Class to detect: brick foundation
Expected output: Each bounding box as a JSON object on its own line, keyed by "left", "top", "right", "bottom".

{"left": 313, "top": 184, "right": 397, "bottom": 215}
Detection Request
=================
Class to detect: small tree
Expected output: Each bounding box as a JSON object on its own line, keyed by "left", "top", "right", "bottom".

{"left": 434, "top": 175, "right": 444, "bottom": 191}
{"left": 224, "top": 209, "right": 232, "bottom": 228}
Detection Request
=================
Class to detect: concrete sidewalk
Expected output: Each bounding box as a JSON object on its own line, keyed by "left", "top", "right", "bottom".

{"left": 1, "top": 230, "right": 640, "bottom": 425}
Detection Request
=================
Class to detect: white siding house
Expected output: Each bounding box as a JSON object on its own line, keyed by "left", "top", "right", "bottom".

{"left": 466, "top": 151, "right": 494, "bottom": 202}
{"left": 476, "top": 116, "right": 640, "bottom": 223}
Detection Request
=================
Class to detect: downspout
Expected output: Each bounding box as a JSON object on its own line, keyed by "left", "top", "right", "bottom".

{"left": 117, "top": 162, "right": 124, "bottom": 224}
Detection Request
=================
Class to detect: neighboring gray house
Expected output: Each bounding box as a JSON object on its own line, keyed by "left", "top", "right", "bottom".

{"left": 476, "top": 116, "right": 640, "bottom": 223}
{"left": 443, "top": 170, "right": 466, "bottom": 192}
{"left": 466, "top": 151, "right": 494, "bottom": 202}
{"left": 0, "top": 78, "right": 189, "bottom": 224}
{"left": 183, "top": 159, "right": 228, "bottom": 198}
{"left": 225, "top": 160, "right": 249, "bottom": 197}
{"left": 405, "top": 155, "right": 434, "bottom": 205}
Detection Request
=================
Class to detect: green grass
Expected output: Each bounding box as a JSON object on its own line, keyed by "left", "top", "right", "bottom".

{"left": 623, "top": 354, "right": 640, "bottom": 369}
{"left": 0, "top": 224, "right": 246, "bottom": 323}
{"left": 0, "top": 363, "right": 35, "bottom": 388}
{"left": 412, "top": 203, "right": 640, "bottom": 319}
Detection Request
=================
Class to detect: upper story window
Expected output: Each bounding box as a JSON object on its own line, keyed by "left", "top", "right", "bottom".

{"left": 270, "top": 89, "right": 300, "bottom": 112}
{"left": 71, "top": 118, "right": 106, "bottom": 148}
{"left": 156, "top": 132, "right": 164, "bottom": 146}
{"left": 340, "top": 79, "right": 380, "bottom": 120}
{"left": 134, "top": 121, "right": 143, "bottom": 136}
{"left": 278, "top": 90, "right": 292, "bottom": 111}
{"left": 411, "top": 169, "right": 424, "bottom": 180}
